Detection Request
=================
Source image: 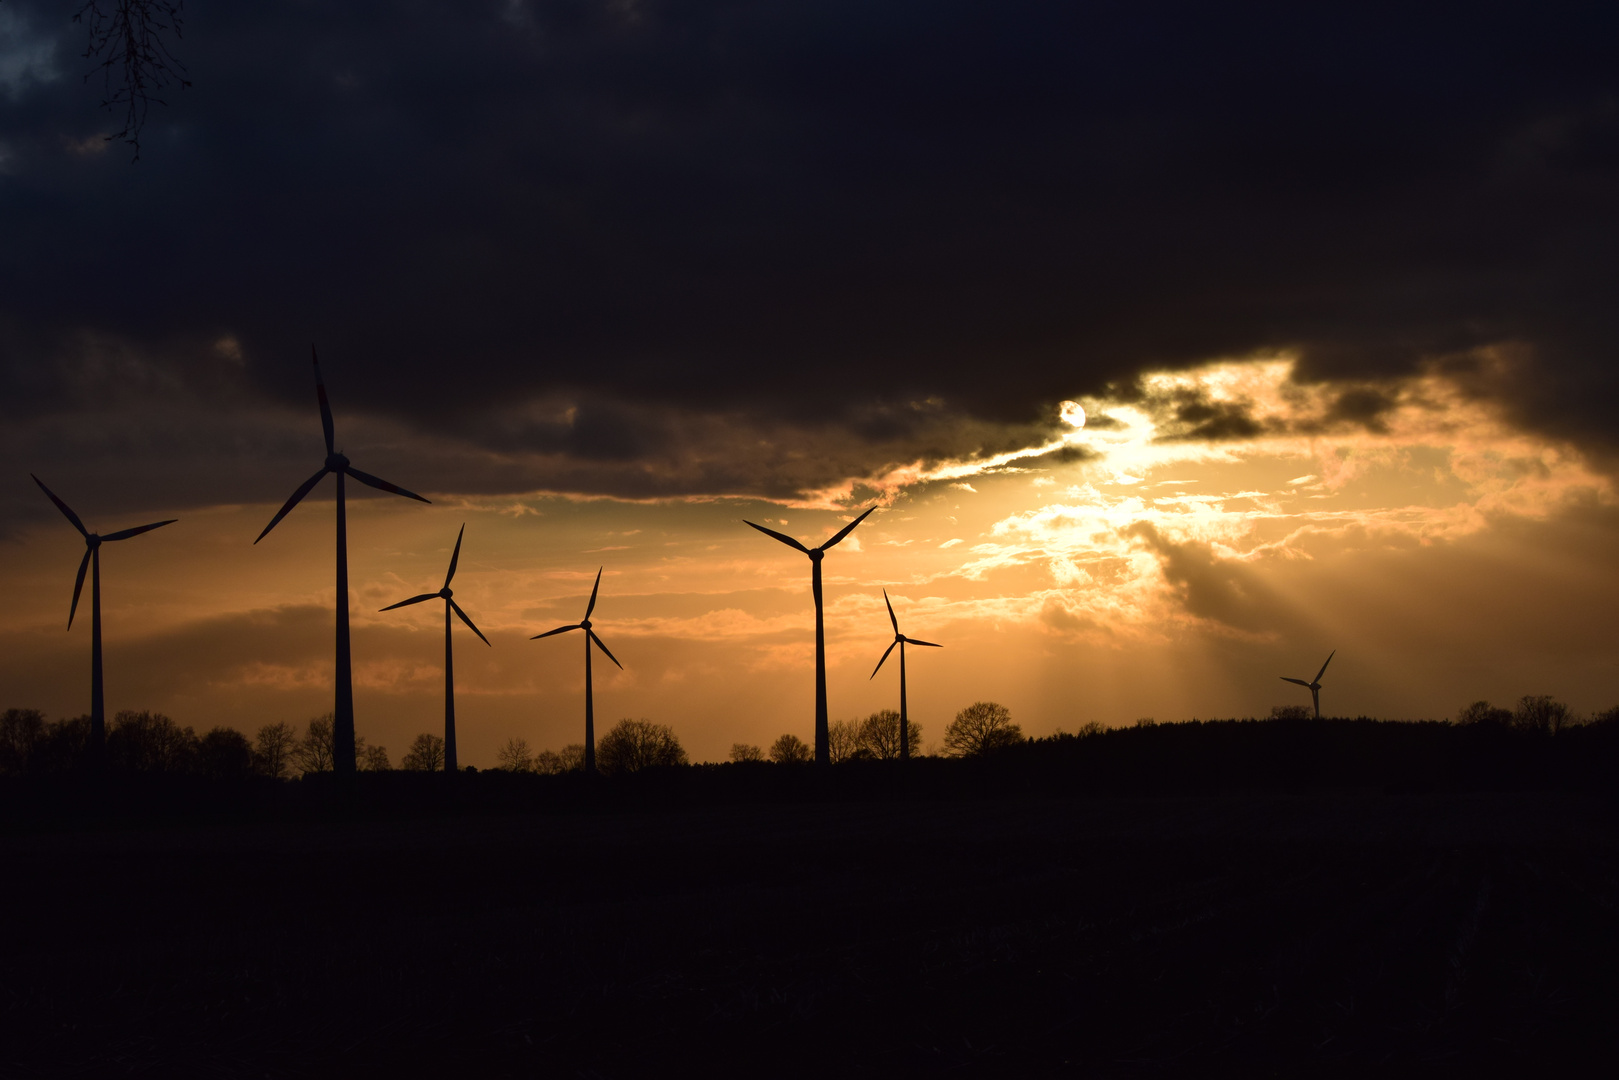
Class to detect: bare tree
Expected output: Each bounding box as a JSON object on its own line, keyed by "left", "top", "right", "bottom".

{"left": 73, "top": 1, "right": 190, "bottom": 160}
{"left": 252, "top": 721, "right": 298, "bottom": 778}
{"left": 361, "top": 744, "right": 392, "bottom": 771}
{"left": 197, "top": 726, "right": 252, "bottom": 779}
{"left": 1269, "top": 705, "right": 1311, "bottom": 721}
{"left": 107, "top": 710, "right": 198, "bottom": 772}
{"left": 295, "top": 714, "right": 336, "bottom": 774}
{"left": 1455, "top": 700, "right": 1512, "bottom": 727}
{"left": 498, "top": 737, "right": 536, "bottom": 772}
{"left": 942, "top": 702, "right": 1022, "bottom": 758}
{"left": 729, "top": 742, "right": 764, "bottom": 762}
{"left": 0, "top": 708, "right": 47, "bottom": 776}
{"left": 1514, "top": 695, "right": 1573, "bottom": 735}
{"left": 597, "top": 719, "right": 687, "bottom": 776}
{"left": 769, "top": 733, "right": 812, "bottom": 764}
{"left": 856, "top": 709, "right": 922, "bottom": 760}
{"left": 401, "top": 733, "right": 446, "bottom": 772}
{"left": 827, "top": 718, "right": 864, "bottom": 763}
{"left": 540, "top": 744, "right": 587, "bottom": 774}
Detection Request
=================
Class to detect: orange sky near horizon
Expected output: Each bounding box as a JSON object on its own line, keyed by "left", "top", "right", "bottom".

{"left": 5, "top": 355, "right": 1617, "bottom": 766}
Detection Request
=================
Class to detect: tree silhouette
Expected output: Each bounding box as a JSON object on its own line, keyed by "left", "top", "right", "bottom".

{"left": 107, "top": 710, "right": 197, "bottom": 772}
{"left": 197, "top": 727, "right": 252, "bottom": 779}
{"left": 0, "top": 708, "right": 46, "bottom": 776}
{"left": 943, "top": 702, "right": 1022, "bottom": 757}
{"left": 827, "top": 718, "right": 864, "bottom": 763}
{"left": 252, "top": 721, "right": 298, "bottom": 778}
{"left": 73, "top": 0, "right": 190, "bottom": 160}
{"left": 596, "top": 719, "right": 687, "bottom": 776}
{"left": 1455, "top": 701, "right": 1512, "bottom": 727}
{"left": 729, "top": 742, "right": 764, "bottom": 763}
{"left": 856, "top": 709, "right": 922, "bottom": 760}
{"left": 295, "top": 715, "right": 336, "bottom": 774}
{"left": 401, "top": 733, "right": 446, "bottom": 772}
{"left": 498, "top": 737, "right": 536, "bottom": 772}
{"left": 1513, "top": 695, "right": 1573, "bottom": 735}
{"left": 528, "top": 744, "right": 589, "bottom": 774}
{"left": 770, "top": 733, "right": 812, "bottom": 764}
{"left": 360, "top": 744, "right": 392, "bottom": 771}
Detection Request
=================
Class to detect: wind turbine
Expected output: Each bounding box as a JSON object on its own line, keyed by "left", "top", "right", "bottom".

{"left": 255, "top": 346, "right": 431, "bottom": 775}
{"left": 869, "top": 589, "right": 941, "bottom": 761}
{"left": 1280, "top": 650, "right": 1335, "bottom": 720}
{"left": 743, "top": 505, "right": 876, "bottom": 765}
{"left": 32, "top": 475, "right": 175, "bottom": 763}
{"left": 530, "top": 568, "right": 621, "bottom": 775}
{"left": 380, "top": 525, "right": 489, "bottom": 774}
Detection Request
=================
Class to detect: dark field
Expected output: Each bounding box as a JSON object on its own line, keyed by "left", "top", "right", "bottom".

{"left": 3, "top": 786, "right": 1617, "bottom": 1077}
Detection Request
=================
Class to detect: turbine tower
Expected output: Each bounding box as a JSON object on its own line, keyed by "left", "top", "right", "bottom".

{"left": 1280, "top": 650, "right": 1335, "bottom": 720}
{"left": 870, "top": 589, "right": 941, "bottom": 761}
{"left": 380, "top": 524, "right": 489, "bottom": 774}
{"left": 743, "top": 505, "right": 876, "bottom": 765}
{"left": 530, "top": 568, "right": 621, "bottom": 775}
{"left": 32, "top": 476, "right": 176, "bottom": 765}
{"left": 255, "top": 346, "right": 430, "bottom": 775}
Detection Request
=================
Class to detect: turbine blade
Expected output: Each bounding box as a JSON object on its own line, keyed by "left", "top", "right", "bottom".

{"left": 68, "top": 547, "right": 92, "bottom": 630}
{"left": 1315, "top": 649, "right": 1335, "bottom": 683}
{"left": 32, "top": 475, "right": 88, "bottom": 537}
{"left": 743, "top": 520, "right": 809, "bottom": 553}
{"left": 530, "top": 624, "right": 581, "bottom": 640}
{"left": 585, "top": 566, "right": 603, "bottom": 619}
{"left": 906, "top": 638, "right": 943, "bottom": 648}
{"left": 444, "top": 523, "right": 465, "bottom": 589}
{"left": 379, "top": 593, "right": 439, "bottom": 611}
{"left": 1280, "top": 677, "right": 1311, "bottom": 687}
{"left": 818, "top": 504, "right": 876, "bottom": 551}
{"left": 451, "top": 600, "right": 491, "bottom": 647}
{"left": 345, "top": 466, "right": 430, "bottom": 504}
{"left": 588, "top": 628, "right": 623, "bottom": 669}
{"left": 313, "top": 345, "right": 335, "bottom": 456}
{"left": 870, "top": 639, "right": 898, "bottom": 679}
{"left": 884, "top": 589, "right": 899, "bottom": 635}
{"left": 254, "top": 467, "right": 329, "bottom": 544}
{"left": 102, "top": 519, "right": 177, "bottom": 542}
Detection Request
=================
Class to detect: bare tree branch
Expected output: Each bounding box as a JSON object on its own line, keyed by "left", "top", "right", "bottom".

{"left": 74, "top": 1, "right": 190, "bottom": 161}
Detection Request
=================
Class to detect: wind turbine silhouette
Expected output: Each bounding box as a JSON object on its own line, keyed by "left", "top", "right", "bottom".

{"left": 530, "top": 568, "right": 621, "bottom": 775}
{"left": 255, "top": 346, "right": 430, "bottom": 775}
{"left": 1280, "top": 650, "right": 1335, "bottom": 720}
{"left": 870, "top": 589, "right": 941, "bottom": 761}
{"left": 380, "top": 525, "right": 489, "bottom": 774}
{"left": 744, "top": 505, "right": 876, "bottom": 765}
{"left": 32, "top": 476, "right": 175, "bottom": 764}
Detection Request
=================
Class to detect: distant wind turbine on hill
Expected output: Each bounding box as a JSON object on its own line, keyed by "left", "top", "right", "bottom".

{"left": 1281, "top": 650, "right": 1336, "bottom": 720}
{"left": 531, "top": 568, "right": 621, "bottom": 775}
{"left": 380, "top": 524, "right": 489, "bottom": 774}
{"left": 255, "top": 346, "right": 431, "bottom": 776}
{"left": 870, "top": 589, "right": 941, "bottom": 761}
{"left": 32, "top": 475, "right": 175, "bottom": 764}
{"left": 744, "top": 505, "right": 876, "bottom": 765}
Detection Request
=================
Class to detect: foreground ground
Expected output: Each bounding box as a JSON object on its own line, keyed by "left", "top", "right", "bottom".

{"left": 2, "top": 789, "right": 1616, "bottom": 1077}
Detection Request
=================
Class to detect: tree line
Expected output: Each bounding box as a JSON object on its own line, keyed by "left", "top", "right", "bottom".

{"left": 5, "top": 694, "right": 1610, "bottom": 781}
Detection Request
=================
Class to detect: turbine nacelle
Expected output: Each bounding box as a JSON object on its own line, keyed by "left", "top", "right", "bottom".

{"left": 809, "top": 548, "right": 824, "bottom": 562}
{"left": 325, "top": 452, "right": 350, "bottom": 472}
{"left": 439, "top": 587, "right": 453, "bottom": 600}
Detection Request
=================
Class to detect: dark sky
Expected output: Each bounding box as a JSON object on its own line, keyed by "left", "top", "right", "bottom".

{"left": 4, "top": 0, "right": 1619, "bottom": 521}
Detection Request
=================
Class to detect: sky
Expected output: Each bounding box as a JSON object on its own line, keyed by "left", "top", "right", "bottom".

{"left": 3, "top": 1, "right": 1618, "bottom": 765}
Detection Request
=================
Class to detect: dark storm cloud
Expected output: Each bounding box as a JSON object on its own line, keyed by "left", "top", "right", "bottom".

{"left": 4, "top": 0, "right": 1619, "bottom": 510}
{"left": 1125, "top": 521, "right": 1283, "bottom": 634}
